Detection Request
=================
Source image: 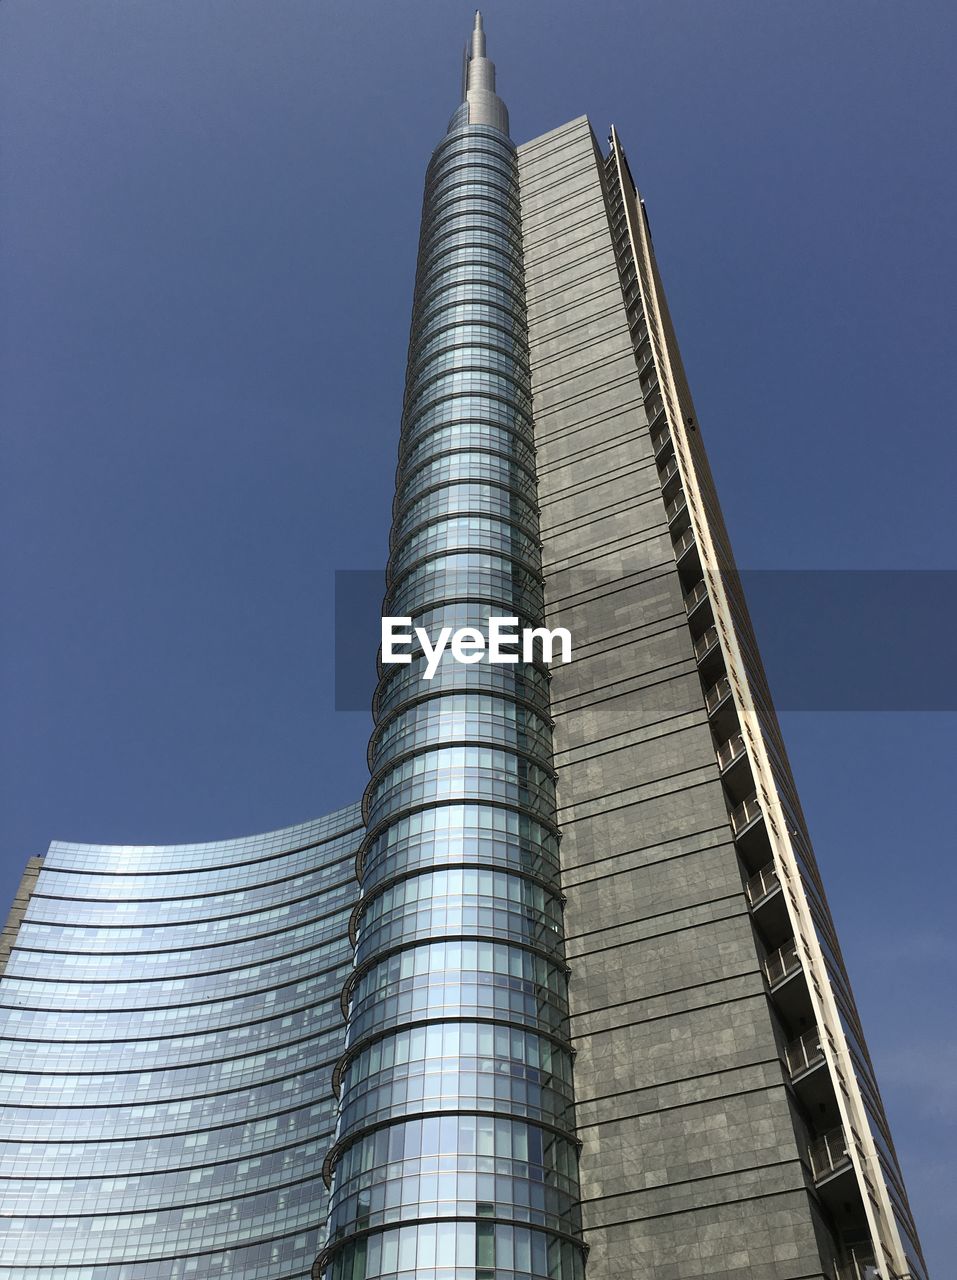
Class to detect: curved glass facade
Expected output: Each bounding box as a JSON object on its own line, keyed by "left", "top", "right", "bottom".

{"left": 319, "top": 18, "right": 585, "bottom": 1280}
{"left": 0, "top": 808, "right": 362, "bottom": 1279}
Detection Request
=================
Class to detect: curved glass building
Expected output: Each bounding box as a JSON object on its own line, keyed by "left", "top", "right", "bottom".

{"left": 318, "top": 15, "right": 586, "bottom": 1280}
{"left": 0, "top": 807, "right": 362, "bottom": 1279}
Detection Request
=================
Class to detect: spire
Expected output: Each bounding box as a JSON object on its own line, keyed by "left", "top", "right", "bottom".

{"left": 471, "top": 10, "right": 486, "bottom": 59}
{"left": 449, "top": 10, "right": 510, "bottom": 137}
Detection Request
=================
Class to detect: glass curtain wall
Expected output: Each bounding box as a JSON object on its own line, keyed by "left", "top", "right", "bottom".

{"left": 0, "top": 809, "right": 362, "bottom": 1280}
{"left": 319, "top": 18, "right": 586, "bottom": 1280}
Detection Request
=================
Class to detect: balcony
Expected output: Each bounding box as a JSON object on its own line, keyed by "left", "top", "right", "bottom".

{"left": 785, "top": 1027, "right": 824, "bottom": 1079}
{"left": 808, "top": 1128, "right": 864, "bottom": 1229}
{"left": 704, "top": 676, "right": 736, "bottom": 738}
{"left": 717, "top": 732, "right": 746, "bottom": 772}
{"left": 651, "top": 427, "right": 672, "bottom": 458}
{"left": 808, "top": 1126, "right": 852, "bottom": 1183}
{"left": 746, "top": 859, "right": 790, "bottom": 946}
{"left": 746, "top": 860, "right": 780, "bottom": 907}
{"left": 705, "top": 676, "right": 731, "bottom": 714}
{"left": 658, "top": 456, "right": 679, "bottom": 487}
{"left": 786, "top": 1026, "right": 840, "bottom": 1125}
{"left": 730, "top": 792, "right": 762, "bottom": 835}
{"left": 704, "top": 675, "right": 738, "bottom": 733}
{"left": 717, "top": 730, "right": 753, "bottom": 802}
{"left": 729, "top": 791, "right": 773, "bottom": 870}
{"left": 672, "top": 526, "right": 697, "bottom": 568}
{"left": 835, "top": 1250, "right": 880, "bottom": 1280}
{"left": 684, "top": 579, "right": 709, "bottom": 616}
{"left": 693, "top": 627, "right": 723, "bottom": 681}
{"left": 765, "top": 938, "right": 815, "bottom": 1025}
{"left": 764, "top": 938, "right": 801, "bottom": 988}
{"left": 694, "top": 625, "right": 719, "bottom": 661}
{"left": 664, "top": 491, "right": 688, "bottom": 527}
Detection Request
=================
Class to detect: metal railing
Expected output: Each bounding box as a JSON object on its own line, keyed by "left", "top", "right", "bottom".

{"left": 746, "top": 861, "right": 780, "bottom": 906}
{"left": 730, "top": 792, "right": 762, "bottom": 833}
{"left": 651, "top": 428, "right": 671, "bottom": 456}
{"left": 717, "top": 733, "right": 746, "bottom": 771}
{"left": 659, "top": 457, "right": 679, "bottom": 485}
{"left": 785, "top": 1027, "right": 825, "bottom": 1078}
{"left": 835, "top": 1251, "right": 880, "bottom": 1280}
{"left": 704, "top": 676, "right": 731, "bottom": 713}
{"left": 684, "top": 580, "right": 709, "bottom": 614}
{"left": 808, "top": 1126, "right": 850, "bottom": 1181}
{"left": 672, "top": 527, "right": 695, "bottom": 559}
{"left": 693, "top": 626, "right": 719, "bottom": 663}
{"left": 765, "top": 938, "right": 801, "bottom": 987}
{"left": 665, "top": 493, "right": 687, "bottom": 523}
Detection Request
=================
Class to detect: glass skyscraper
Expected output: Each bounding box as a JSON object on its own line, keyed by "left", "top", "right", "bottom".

{"left": 319, "top": 16, "right": 584, "bottom": 1280}
{"left": 0, "top": 14, "right": 928, "bottom": 1280}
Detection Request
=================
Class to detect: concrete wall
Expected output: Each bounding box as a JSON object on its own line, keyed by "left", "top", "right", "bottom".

{"left": 0, "top": 855, "right": 42, "bottom": 977}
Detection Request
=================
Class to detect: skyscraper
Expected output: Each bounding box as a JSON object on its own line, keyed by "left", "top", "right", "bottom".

{"left": 319, "top": 15, "right": 585, "bottom": 1280}
{"left": 0, "top": 14, "right": 927, "bottom": 1280}
{"left": 518, "top": 118, "right": 927, "bottom": 1280}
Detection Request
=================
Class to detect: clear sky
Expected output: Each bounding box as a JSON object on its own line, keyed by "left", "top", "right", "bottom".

{"left": 1, "top": 0, "right": 954, "bottom": 1267}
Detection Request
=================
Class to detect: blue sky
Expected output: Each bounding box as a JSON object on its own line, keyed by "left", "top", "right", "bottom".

{"left": 1, "top": 0, "right": 954, "bottom": 1266}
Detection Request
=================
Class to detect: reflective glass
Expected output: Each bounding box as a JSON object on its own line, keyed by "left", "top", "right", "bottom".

{"left": 326, "top": 116, "right": 584, "bottom": 1279}
{"left": 372, "top": 693, "right": 553, "bottom": 768}
{"left": 0, "top": 810, "right": 362, "bottom": 1275}
{"left": 392, "top": 481, "right": 538, "bottom": 544}
{"left": 389, "top": 516, "right": 541, "bottom": 582}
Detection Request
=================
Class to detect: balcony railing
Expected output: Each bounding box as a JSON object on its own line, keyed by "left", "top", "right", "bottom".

{"left": 785, "top": 1027, "right": 825, "bottom": 1078}
{"left": 835, "top": 1251, "right": 880, "bottom": 1280}
{"left": 704, "top": 676, "right": 731, "bottom": 714}
{"left": 693, "top": 626, "right": 719, "bottom": 664}
{"left": 672, "top": 527, "right": 695, "bottom": 559}
{"left": 659, "top": 457, "right": 679, "bottom": 485}
{"left": 808, "top": 1126, "right": 851, "bottom": 1182}
{"left": 717, "top": 733, "right": 746, "bottom": 772}
{"left": 765, "top": 938, "right": 801, "bottom": 987}
{"left": 730, "top": 792, "right": 762, "bottom": 833}
{"left": 664, "top": 493, "right": 687, "bottom": 523}
{"left": 746, "top": 860, "right": 780, "bottom": 907}
{"left": 651, "top": 428, "right": 671, "bottom": 456}
{"left": 684, "top": 580, "right": 709, "bottom": 614}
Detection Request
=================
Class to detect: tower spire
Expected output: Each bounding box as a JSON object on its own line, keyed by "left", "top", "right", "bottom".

{"left": 450, "top": 9, "right": 509, "bottom": 136}
{"left": 471, "top": 10, "right": 486, "bottom": 58}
